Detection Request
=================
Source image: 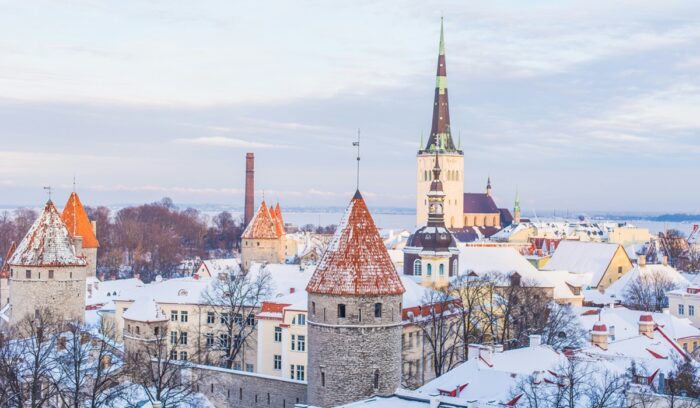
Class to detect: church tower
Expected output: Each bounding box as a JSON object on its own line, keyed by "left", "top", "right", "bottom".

{"left": 416, "top": 18, "right": 464, "bottom": 228}
{"left": 514, "top": 188, "right": 521, "bottom": 224}
{"left": 306, "top": 190, "right": 405, "bottom": 407}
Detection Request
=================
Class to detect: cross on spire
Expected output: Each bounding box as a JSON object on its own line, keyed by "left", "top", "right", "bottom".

{"left": 352, "top": 129, "right": 361, "bottom": 191}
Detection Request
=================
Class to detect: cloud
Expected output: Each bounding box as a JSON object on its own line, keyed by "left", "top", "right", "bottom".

{"left": 173, "top": 136, "right": 288, "bottom": 149}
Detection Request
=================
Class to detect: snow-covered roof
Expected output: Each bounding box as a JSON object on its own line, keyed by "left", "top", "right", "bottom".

{"left": 417, "top": 342, "right": 568, "bottom": 405}
{"left": 123, "top": 297, "right": 168, "bottom": 322}
{"left": 197, "top": 258, "right": 241, "bottom": 278}
{"left": 306, "top": 191, "right": 405, "bottom": 296}
{"left": 248, "top": 262, "right": 314, "bottom": 299}
{"left": 86, "top": 277, "right": 144, "bottom": 307}
{"left": 9, "top": 200, "right": 86, "bottom": 267}
{"left": 603, "top": 264, "right": 689, "bottom": 301}
{"left": 242, "top": 201, "right": 282, "bottom": 240}
{"left": 544, "top": 241, "right": 627, "bottom": 286}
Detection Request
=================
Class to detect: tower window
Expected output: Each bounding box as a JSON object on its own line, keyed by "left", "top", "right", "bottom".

{"left": 373, "top": 369, "right": 380, "bottom": 389}
{"left": 312, "top": 301, "right": 316, "bottom": 315}
{"left": 49, "top": 270, "right": 54, "bottom": 279}
{"left": 374, "top": 303, "right": 382, "bottom": 318}
{"left": 25, "top": 270, "right": 31, "bottom": 279}
{"left": 321, "top": 371, "right": 326, "bottom": 387}
{"left": 427, "top": 264, "right": 432, "bottom": 277}
{"left": 338, "top": 304, "right": 346, "bottom": 318}
{"left": 439, "top": 264, "right": 445, "bottom": 276}
{"left": 413, "top": 259, "right": 422, "bottom": 276}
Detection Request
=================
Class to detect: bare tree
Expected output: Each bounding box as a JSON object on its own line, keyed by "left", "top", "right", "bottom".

{"left": 450, "top": 273, "right": 499, "bottom": 358}
{"left": 494, "top": 274, "right": 550, "bottom": 349}
{"left": 413, "top": 288, "right": 462, "bottom": 379}
{"left": 624, "top": 270, "right": 679, "bottom": 312}
{"left": 539, "top": 303, "right": 587, "bottom": 351}
{"left": 200, "top": 267, "right": 272, "bottom": 368}
{"left": 124, "top": 329, "right": 205, "bottom": 407}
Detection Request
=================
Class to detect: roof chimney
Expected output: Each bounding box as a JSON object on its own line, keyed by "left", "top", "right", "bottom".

{"left": 591, "top": 323, "right": 608, "bottom": 350}
{"left": 529, "top": 334, "right": 541, "bottom": 347}
{"left": 639, "top": 314, "right": 654, "bottom": 338}
{"left": 244, "top": 152, "right": 255, "bottom": 227}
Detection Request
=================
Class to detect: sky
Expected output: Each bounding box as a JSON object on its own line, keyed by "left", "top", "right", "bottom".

{"left": 1, "top": 0, "right": 699, "bottom": 213}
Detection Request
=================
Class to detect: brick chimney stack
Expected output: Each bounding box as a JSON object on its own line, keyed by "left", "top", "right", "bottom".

{"left": 244, "top": 152, "right": 255, "bottom": 226}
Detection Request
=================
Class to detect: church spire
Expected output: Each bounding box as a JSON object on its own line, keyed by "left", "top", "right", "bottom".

{"left": 514, "top": 187, "right": 521, "bottom": 224}
{"left": 424, "top": 17, "right": 457, "bottom": 153}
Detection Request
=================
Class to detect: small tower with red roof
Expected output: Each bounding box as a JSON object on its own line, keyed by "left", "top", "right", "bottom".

{"left": 306, "top": 190, "right": 406, "bottom": 407}
{"left": 240, "top": 201, "right": 286, "bottom": 271}
{"left": 8, "top": 200, "right": 88, "bottom": 324}
{"left": 61, "top": 191, "right": 100, "bottom": 278}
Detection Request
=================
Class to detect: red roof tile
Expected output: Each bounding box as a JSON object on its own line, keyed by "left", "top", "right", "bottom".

{"left": 61, "top": 192, "right": 99, "bottom": 249}
{"left": 241, "top": 201, "right": 278, "bottom": 240}
{"left": 273, "top": 203, "right": 285, "bottom": 237}
{"left": 306, "top": 191, "right": 405, "bottom": 296}
{"left": 9, "top": 201, "right": 86, "bottom": 267}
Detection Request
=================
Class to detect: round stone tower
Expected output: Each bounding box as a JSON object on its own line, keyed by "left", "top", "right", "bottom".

{"left": 8, "top": 200, "right": 87, "bottom": 324}
{"left": 306, "top": 190, "right": 405, "bottom": 407}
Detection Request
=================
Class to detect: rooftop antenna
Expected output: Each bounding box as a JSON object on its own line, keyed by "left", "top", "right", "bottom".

{"left": 43, "top": 186, "right": 52, "bottom": 202}
{"left": 352, "top": 129, "right": 361, "bottom": 190}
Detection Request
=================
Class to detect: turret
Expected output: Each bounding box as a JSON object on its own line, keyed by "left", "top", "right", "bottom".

{"left": 306, "top": 191, "right": 405, "bottom": 407}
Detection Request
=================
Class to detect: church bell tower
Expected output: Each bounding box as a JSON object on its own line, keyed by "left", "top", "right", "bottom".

{"left": 416, "top": 18, "right": 464, "bottom": 228}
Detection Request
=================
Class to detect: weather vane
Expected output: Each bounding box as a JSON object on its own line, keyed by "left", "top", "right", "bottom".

{"left": 352, "top": 129, "right": 361, "bottom": 190}
{"left": 43, "top": 186, "right": 52, "bottom": 201}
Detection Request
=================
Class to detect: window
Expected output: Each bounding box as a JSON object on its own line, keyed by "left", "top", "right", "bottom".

{"left": 296, "top": 365, "right": 305, "bottom": 381}
{"left": 374, "top": 369, "right": 380, "bottom": 389}
{"left": 321, "top": 371, "right": 326, "bottom": 387}
{"left": 171, "top": 311, "right": 178, "bottom": 322}
{"left": 179, "top": 332, "right": 188, "bottom": 345}
{"left": 297, "top": 335, "right": 306, "bottom": 352}
{"left": 374, "top": 303, "right": 382, "bottom": 318}
{"left": 439, "top": 264, "right": 445, "bottom": 276}
{"left": 451, "top": 259, "right": 458, "bottom": 277}
{"left": 274, "top": 327, "right": 282, "bottom": 342}
{"left": 220, "top": 334, "right": 230, "bottom": 348}
{"left": 179, "top": 351, "right": 188, "bottom": 361}
{"left": 427, "top": 264, "right": 432, "bottom": 276}
{"left": 691, "top": 305, "right": 696, "bottom": 316}
{"left": 207, "top": 312, "right": 215, "bottom": 324}
{"left": 234, "top": 362, "right": 242, "bottom": 370}
{"left": 312, "top": 302, "right": 316, "bottom": 315}
{"left": 70, "top": 271, "right": 72, "bottom": 279}
{"left": 180, "top": 311, "right": 188, "bottom": 323}
{"left": 154, "top": 326, "right": 160, "bottom": 336}
{"left": 246, "top": 363, "right": 254, "bottom": 373}
{"left": 206, "top": 333, "right": 214, "bottom": 348}
{"left": 273, "top": 355, "right": 282, "bottom": 370}
{"left": 413, "top": 259, "right": 422, "bottom": 276}
{"left": 170, "top": 331, "right": 178, "bottom": 345}
{"left": 297, "top": 314, "right": 306, "bottom": 325}
{"left": 618, "top": 266, "right": 623, "bottom": 274}
{"left": 338, "top": 304, "right": 346, "bottom": 318}
{"left": 679, "top": 304, "right": 685, "bottom": 315}
{"left": 221, "top": 313, "right": 231, "bottom": 325}
{"left": 170, "top": 349, "right": 177, "bottom": 360}
{"left": 25, "top": 270, "right": 31, "bottom": 279}
{"left": 246, "top": 313, "right": 255, "bottom": 326}
{"left": 291, "top": 335, "right": 296, "bottom": 351}
{"left": 290, "top": 364, "right": 295, "bottom": 379}
{"left": 233, "top": 313, "right": 244, "bottom": 325}
{"left": 48, "top": 270, "right": 54, "bottom": 279}
{"left": 135, "top": 326, "right": 140, "bottom": 335}
{"left": 127, "top": 324, "right": 131, "bottom": 333}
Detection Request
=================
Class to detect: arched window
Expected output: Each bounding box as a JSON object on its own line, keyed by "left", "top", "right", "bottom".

{"left": 427, "top": 264, "right": 432, "bottom": 276}
{"left": 373, "top": 369, "right": 380, "bottom": 389}
{"left": 439, "top": 264, "right": 445, "bottom": 276}
{"left": 413, "top": 259, "right": 422, "bottom": 276}
{"left": 452, "top": 259, "right": 458, "bottom": 277}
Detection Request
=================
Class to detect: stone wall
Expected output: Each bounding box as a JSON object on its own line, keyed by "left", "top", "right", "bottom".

{"left": 9, "top": 264, "right": 86, "bottom": 324}
{"left": 307, "top": 293, "right": 403, "bottom": 407}
{"left": 241, "top": 238, "right": 285, "bottom": 271}
{"left": 193, "top": 364, "right": 307, "bottom": 408}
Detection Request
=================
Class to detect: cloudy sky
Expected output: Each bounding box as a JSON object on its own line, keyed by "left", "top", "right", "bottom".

{"left": 1, "top": 0, "right": 699, "bottom": 213}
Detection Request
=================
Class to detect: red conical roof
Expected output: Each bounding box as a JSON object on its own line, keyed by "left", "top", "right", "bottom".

{"left": 306, "top": 191, "right": 405, "bottom": 296}
{"left": 61, "top": 192, "right": 100, "bottom": 249}
{"left": 9, "top": 201, "right": 86, "bottom": 267}
{"left": 273, "top": 203, "right": 285, "bottom": 238}
{"left": 241, "top": 201, "right": 278, "bottom": 239}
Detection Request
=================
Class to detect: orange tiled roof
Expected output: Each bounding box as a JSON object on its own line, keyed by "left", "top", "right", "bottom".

{"left": 273, "top": 203, "right": 285, "bottom": 237}
{"left": 61, "top": 192, "right": 99, "bottom": 249}
{"left": 241, "top": 201, "right": 279, "bottom": 240}
{"left": 306, "top": 190, "right": 405, "bottom": 296}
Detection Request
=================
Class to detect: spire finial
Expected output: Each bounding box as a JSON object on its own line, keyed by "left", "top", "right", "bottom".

{"left": 43, "top": 186, "right": 52, "bottom": 202}
{"left": 420, "top": 130, "right": 424, "bottom": 150}
{"left": 353, "top": 129, "right": 361, "bottom": 191}
{"left": 439, "top": 16, "right": 445, "bottom": 56}
{"left": 72, "top": 174, "right": 76, "bottom": 193}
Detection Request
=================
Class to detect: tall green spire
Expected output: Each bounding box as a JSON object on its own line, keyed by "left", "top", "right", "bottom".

{"left": 514, "top": 187, "right": 520, "bottom": 211}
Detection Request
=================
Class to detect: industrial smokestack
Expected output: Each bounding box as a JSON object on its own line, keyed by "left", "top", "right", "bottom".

{"left": 244, "top": 152, "right": 255, "bottom": 226}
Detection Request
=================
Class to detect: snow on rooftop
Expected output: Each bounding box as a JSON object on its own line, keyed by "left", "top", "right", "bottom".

{"left": 86, "top": 277, "right": 144, "bottom": 307}
{"left": 9, "top": 200, "right": 86, "bottom": 267}
{"left": 123, "top": 297, "right": 168, "bottom": 323}
{"left": 544, "top": 241, "right": 625, "bottom": 286}
{"left": 603, "top": 263, "right": 689, "bottom": 302}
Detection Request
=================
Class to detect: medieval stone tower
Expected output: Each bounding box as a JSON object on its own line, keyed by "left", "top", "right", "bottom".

{"left": 416, "top": 18, "right": 464, "bottom": 228}
{"left": 8, "top": 200, "right": 87, "bottom": 324}
{"left": 240, "top": 200, "right": 286, "bottom": 271}
{"left": 61, "top": 191, "right": 99, "bottom": 277}
{"left": 306, "top": 190, "right": 406, "bottom": 407}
